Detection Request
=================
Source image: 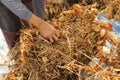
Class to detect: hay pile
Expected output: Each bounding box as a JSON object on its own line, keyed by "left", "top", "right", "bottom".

{"left": 45, "top": 0, "right": 107, "bottom": 20}
{"left": 77, "top": 0, "right": 110, "bottom": 10}
{"left": 79, "top": 0, "right": 110, "bottom": 5}
{"left": 45, "top": 0, "right": 112, "bottom": 20}
{"left": 3, "top": 3, "right": 120, "bottom": 80}
{"left": 103, "top": 0, "right": 120, "bottom": 21}
{"left": 45, "top": 0, "right": 70, "bottom": 20}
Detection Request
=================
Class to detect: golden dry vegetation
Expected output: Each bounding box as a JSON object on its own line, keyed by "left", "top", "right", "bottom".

{"left": 3, "top": 0, "right": 120, "bottom": 80}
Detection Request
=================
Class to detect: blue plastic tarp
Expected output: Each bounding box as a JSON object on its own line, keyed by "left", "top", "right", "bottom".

{"left": 98, "top": 14, "right": 120, "bottom": 36}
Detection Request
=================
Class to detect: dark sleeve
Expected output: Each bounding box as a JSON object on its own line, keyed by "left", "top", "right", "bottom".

{"left": 1, "top": 0, "right": 32, "bottom": 21}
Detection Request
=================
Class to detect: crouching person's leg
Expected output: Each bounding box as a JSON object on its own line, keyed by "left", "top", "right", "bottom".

{"left": 1, "top": 29, "right": 19, "bottom": 49}
{"left": 0, "top": 2, "right": 22, "bottom": 49}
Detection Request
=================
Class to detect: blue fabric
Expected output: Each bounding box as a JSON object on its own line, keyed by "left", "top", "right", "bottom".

{"left": 98, "top": 14, "right": 120, "bottom": 36}
{"left": 97, "top": 13, "right": 120, "bottom": 48}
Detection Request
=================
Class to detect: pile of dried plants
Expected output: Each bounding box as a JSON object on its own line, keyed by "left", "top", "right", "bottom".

{"left": 45, "top": 0, "right": 70, "bottom": 20}
{"left": 78, "top": 0, "right": 111, "bottom": 10}
{"left": 45, "top": 0, "right": 112, "bottom": 20}
{"left": 3, "top": 3, "right": 120, "bottom": 80}
{"left": 103, "top": 0, "right": 120, "bottom": 21}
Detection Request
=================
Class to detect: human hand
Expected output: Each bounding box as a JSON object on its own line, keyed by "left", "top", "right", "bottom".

{"left": 28, "top": 14, "right": 60, "bottom": 42}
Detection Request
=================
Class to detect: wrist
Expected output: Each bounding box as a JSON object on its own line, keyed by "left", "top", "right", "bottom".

{"left": 28, "top": 14, "right": 45, "bottom": 29}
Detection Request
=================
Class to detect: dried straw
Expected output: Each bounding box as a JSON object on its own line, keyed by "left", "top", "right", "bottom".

{"left": 103, "top": 0, "right": 120, "bottom": 21}
{"left": 3, "top": 3, "right": 120, "bottom": 80}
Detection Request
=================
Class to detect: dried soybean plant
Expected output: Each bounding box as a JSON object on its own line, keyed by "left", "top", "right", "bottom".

{"left": 103, "top": 0, "right": 120, "bottom": 21}
{"left": 78, "top": 0, "right": 110, "bottom": 5}
{"left": 78, "top": 0, "right": 110, "bottom": 9}
{"left": 45, "top": 0, "right": 111, "bottom": 20}
{"left": 45, "top": 0, "right": 70, "bottom": 20}
{"left": 3, "top": 4, "right": 120, "bottom": 80}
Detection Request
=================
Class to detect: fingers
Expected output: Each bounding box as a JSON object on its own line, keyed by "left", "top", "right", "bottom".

{"left": 49, "top": 37, "right": 54, "bottom": 42}
{"left": 52, "top": 34, "right": 59, "bottom": 41}
{"left": 48, "top": 34, "right": 58, "bottom": 42}
{"left": 55, "top": 30, "right": 60, "bottom": 37}
{"left": 48, "top": 30, "right": 60, "bottom": 42}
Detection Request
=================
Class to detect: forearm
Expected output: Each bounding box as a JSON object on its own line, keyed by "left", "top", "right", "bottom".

{"left": 1, "top": 0, "right": 32, "bottom": 21}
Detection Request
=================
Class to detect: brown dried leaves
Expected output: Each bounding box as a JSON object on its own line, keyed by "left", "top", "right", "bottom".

{"left": 4, "top": 4, "right": 120, "bottom": 80}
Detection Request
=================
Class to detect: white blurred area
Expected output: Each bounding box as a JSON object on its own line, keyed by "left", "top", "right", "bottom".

{"left": 0, "top": 29, "right": 9, "bottom": 76}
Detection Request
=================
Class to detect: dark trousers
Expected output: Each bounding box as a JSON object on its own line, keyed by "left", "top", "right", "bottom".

{"left": 0, "top": 0, "right": 45, "bottom": 49}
